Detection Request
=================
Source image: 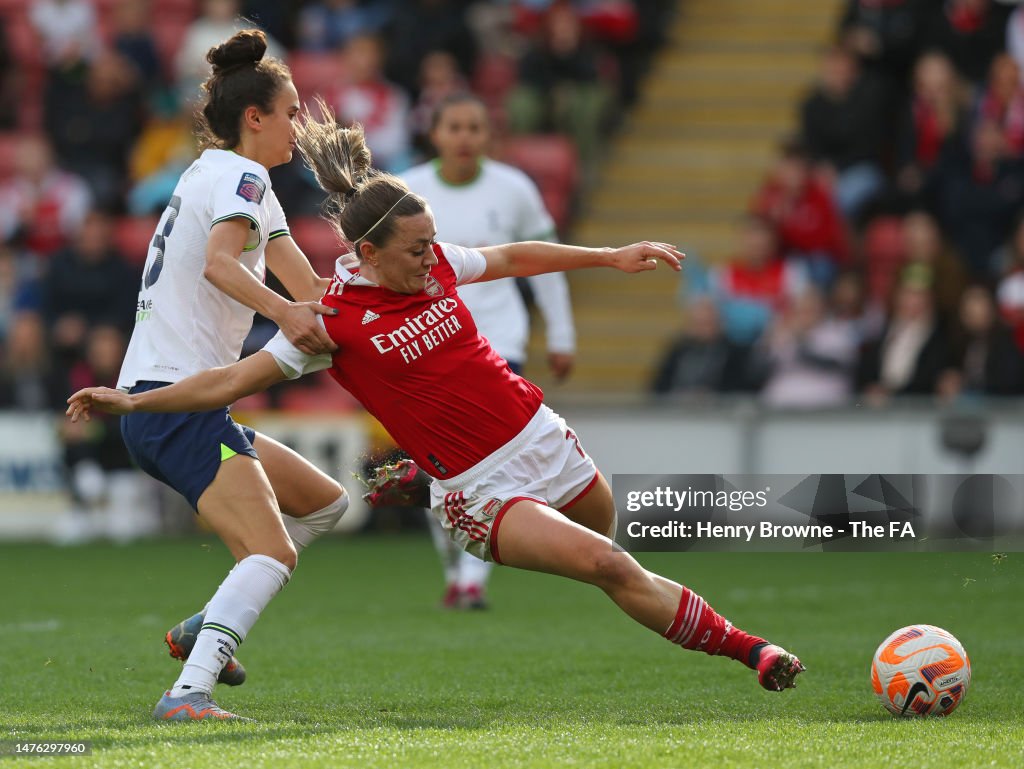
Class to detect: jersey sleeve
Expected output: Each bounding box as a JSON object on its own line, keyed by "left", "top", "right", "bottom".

{"left": 438, "top": 242, "right": 487, "bottom": 285}
{"left": 266, "top": 189, "right": 289, "bottom": 243}
{"left": 262, "top": 329, "right": 333, "bottom": 380}
{"left": 513, "top": 171, "right": 557, "bottom": 242}
{"left": 209, "top": 165, "right": 271, "bottom": 244}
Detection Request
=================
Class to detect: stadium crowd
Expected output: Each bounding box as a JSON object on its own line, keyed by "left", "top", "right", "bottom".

{"left": 659, "top": 0, "right": 1024, "bottom": 405}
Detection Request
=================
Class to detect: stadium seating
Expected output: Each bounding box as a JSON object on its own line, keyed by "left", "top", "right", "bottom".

{"left": 862, "top": 216, "right": 907, "bottom": 304}
{"left": 115, "top": 215, "right": 159, "bottom": 265}
{"left": 288, "top": 51, "right": 346, "bottom": 106}
{"left": 498, "top": 134, "right": 578, "bottom": 233}
{"left": 0, "top": 132, "right": 21, "bottom": 180}
{"left": 288, "top": 215, "right": 344, "bottom": 277}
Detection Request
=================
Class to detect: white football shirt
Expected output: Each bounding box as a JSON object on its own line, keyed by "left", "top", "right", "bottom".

{"left": 118, "top": 149, "right": 289, "bottom": 388}
{"left": 401, "top": 158, "right": 575, "bottom": 365}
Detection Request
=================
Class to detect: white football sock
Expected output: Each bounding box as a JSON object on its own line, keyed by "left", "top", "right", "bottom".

{"left": 455, "top": 550, "right": 493, "bottom": 591}
{"left": 425, "top": 510, "right": 461, "bottom": 585}
{"left": 171, "top": 554, "right": 291, "bottom": 696}
{"left": 282, "top": 493, "right": 348, "bottom": 553}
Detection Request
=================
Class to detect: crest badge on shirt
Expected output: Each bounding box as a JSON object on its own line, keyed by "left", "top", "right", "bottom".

{"left": 424, "top": 275, "right": 443, "bottom": 297}
{"left": 236, "top": 172, "right": 266, "bottom": 204}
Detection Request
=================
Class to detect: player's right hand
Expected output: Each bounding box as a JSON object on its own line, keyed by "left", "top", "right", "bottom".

{"left": 66, "top": 387, "right": 135, "bottom": 422}
{"left": 280, "top": 301, "right": 339, "bottom": 356}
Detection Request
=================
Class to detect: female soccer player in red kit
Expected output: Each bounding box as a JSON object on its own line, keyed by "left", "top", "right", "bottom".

{"left": 68, "top": 107, "right": 803, "bottom": 715}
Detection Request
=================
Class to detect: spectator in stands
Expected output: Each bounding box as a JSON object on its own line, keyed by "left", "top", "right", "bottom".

{"left": 896, "top": 51, "right": 969, "bottom": 198}
{"left": 506, "top": 1, "right": 612, "bottom": 183}
{"left": 830, "top": 268, "right": 885, "bottom": 345}
{"left": 43, "top": 210, "right": 139, "bottom": 360}
{"left": 174, "top": 0, "right": 285, "bottom": 105}
{"left": 972, "top": 53, "right": 1024, "bottom": 158}
{"left": 44, "top": 49, "right": 146, "bottom": 210}
{"left": 930, "top": 117, "right": 1024, "bottom": 277}
{"left": 0, "top": 241, "right": 42, "bottom": 343}
{"left": 111, "top": 0, "right": 163, "bottom": 90}
{"left": 330, "top": 33, "right": 412, "bottom": 172}
{"left": 1006, "top": 1, "right": 1024, "bottom": 74}
{"left": 384, "top": 0, "right": 477, "bottom": 97}
{"left": 650, "top": 296, "right": 752, "bottom": 396}
{"left": 800, "top": 43, "right": 886, "bottom": 218}
{"left": 901, "top": 208, "right": 969, "bottom": 320}
{"left": 922, "top": 0, "right": 1011, "bottom": 87}
{"left": 839, "top": 0, "right": 929, "bottom": 133}
{"left": 857, "top": 273, "right": 950, "bottom": 401}
{"left": 55, "top": 323, "right": 155, "bottom": 544}
{"left": 938, "top": 283, "right": 1024, "bottom": 398}
{"left": 995, "top": 210, "right": 1024, "bottom": 352}
{"left": 758, "top": 286, "right": 860, "bottom": 409}
{"left": 127, "top": 101, "right": 200, "bottom": 216}
{"left": 0, "top": 134, "right": 92, "bottom": 258}
{"left": 0, "top": 16, "right": 18, "bottom": 129}
{"left": 751, "top": 139, "right": 849, "bottom": 287}
{"left": 0, "top": 310, "right": 55, "bottom": 410}
{"left": 688, "top": 214, "right": 808, "bottom": 347}
{"left": 296, "top": 0, "right": 390, "bottom": 52}
{"left": 409, "top": 51, "right": 469, "bottom": 158}
{"left": 29, "top": 0, "right": 102, "bottom": 71}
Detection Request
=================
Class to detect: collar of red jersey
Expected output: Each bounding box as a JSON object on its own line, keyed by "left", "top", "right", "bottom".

{"left": 333, "top": 255, "right": 377, "bottom": 287}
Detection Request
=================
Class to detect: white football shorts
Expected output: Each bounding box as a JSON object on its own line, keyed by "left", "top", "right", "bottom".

{"left": 429, "top": 404, "right": 598, "bottom": 563}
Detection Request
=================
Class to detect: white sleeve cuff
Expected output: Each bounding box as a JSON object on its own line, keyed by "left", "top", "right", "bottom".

{"left": 262, "top": 330, "right": 333, "bottom": 380}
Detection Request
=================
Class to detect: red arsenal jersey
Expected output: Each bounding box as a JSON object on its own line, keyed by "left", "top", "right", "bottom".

{"left": 318, "top": 242, "right": 544, "bottom": 478}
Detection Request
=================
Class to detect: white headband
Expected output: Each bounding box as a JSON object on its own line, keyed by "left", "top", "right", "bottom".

{"left": 355, "top": 192, "right": 412, "bottom": 243}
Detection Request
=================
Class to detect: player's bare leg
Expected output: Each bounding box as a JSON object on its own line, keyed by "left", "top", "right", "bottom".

{"left": 493, "top": 493, "right": 803, "bottom": 691}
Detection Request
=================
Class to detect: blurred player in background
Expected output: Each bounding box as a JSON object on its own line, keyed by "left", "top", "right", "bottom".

{"left": 70, "top": 110, "right": 804, "bottom": 700}
{"left": 401, "top": 93, "right": 576, "bottom": 609}
{"left": 115, "top": 31, "right": 348, "bottom": 721}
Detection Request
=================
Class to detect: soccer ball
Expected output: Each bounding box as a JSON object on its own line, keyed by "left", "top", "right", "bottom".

{"left": 871, "top": 624, "right": 971, "bottom": 717}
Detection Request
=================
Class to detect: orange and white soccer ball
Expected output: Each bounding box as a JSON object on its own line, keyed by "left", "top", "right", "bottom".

{"left": 871, "top": 624, "right": 971, "bottom": 716}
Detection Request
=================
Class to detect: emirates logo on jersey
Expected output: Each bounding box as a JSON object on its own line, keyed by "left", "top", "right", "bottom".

{"left": 423, "top": 275, "right": 443, "bottom": 297}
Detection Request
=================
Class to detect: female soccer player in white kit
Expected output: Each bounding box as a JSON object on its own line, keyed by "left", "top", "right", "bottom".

{"left": 401, "top": 94, "right": 576, "bottom": 609}
{"left": 115, "top": 32, "right": 349, "bottom": 720}
{"left": 70, "top": 111, "right": 804, "bottom": 706}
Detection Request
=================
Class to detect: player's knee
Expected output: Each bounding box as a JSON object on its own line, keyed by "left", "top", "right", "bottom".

{"left": 587, "top": 548, "right": 638, "bottom": 590}
{"left": 266, "top": 540, "right": 298, "bottom": 571}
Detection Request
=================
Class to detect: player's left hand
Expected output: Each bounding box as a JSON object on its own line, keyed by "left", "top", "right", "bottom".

{"left": 608, "top": 242, "right": 684, "bottom": 273}
{"left": 66, "top": 387, "right": 136, "bottom": 422}
{"left": 547, "top": 352, "right": 574, "bottom": 381}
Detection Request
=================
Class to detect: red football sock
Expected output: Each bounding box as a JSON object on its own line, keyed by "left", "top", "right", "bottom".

{"left": 662, "top": 586, "right": 766, "bottom": 669}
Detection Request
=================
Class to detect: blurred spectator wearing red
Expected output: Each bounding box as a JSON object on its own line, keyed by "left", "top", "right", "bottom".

{"left": 329, "top": 33, "right": 412, "bottom": 172}
{"left": 896, "top": 51, "right": 969, "bottom": 197}
{"left": 688, "top": 215, "right": 809, "bottom": 347}
{"left": 0, "top": 134, "right": 92, "bottom": 258}
{"left": 972, "top": 53, "right": 1024, "bottom": 157}
{"left": 751, "top": 139, "right": 850, "bottom": 287}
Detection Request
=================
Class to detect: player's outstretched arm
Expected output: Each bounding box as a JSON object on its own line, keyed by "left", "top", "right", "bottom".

{"left": 67, "top": 352, "right": 287, "bottom": 422}
{"left": 476, "top": 241, "right": 683, "bottom": 281}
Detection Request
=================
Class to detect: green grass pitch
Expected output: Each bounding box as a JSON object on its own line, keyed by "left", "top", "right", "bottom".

{"left": 1, "top": 538, "right": 1021, "bottom": 768}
